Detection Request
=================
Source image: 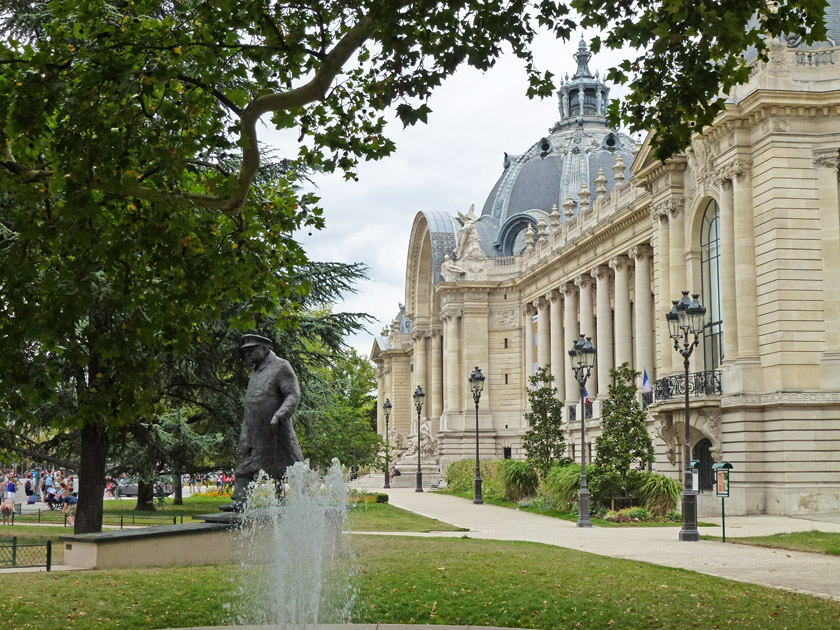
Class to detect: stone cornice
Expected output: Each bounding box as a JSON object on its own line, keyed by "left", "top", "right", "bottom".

{"left": 513, "top": 204, "right": 653, "bottom": 292}
{"left": 633, "top": 156, "right": 688, "bottom": 193}
{"left": 721, "top": 391, "right": 840, "bottom": 408}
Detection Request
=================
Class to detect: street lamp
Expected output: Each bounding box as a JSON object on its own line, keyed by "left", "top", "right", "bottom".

{"left": 568, "top": 334, "right": 596, "bottom": 528}
{"left": 667, "top": 290, "right": 706, "bottom": 542}
{"left": 469, "top": 366, "right": 486, "bottom": 504}
{"left": 413, "top": 386, "right": 425, "bottom": 493}
{"left": 383, "top": 398, "right": 392, "bottom": 489}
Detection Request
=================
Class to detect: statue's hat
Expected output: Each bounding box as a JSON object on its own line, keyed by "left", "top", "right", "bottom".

{"left": 240, "top": 334, "right": 272, "bottom": 348}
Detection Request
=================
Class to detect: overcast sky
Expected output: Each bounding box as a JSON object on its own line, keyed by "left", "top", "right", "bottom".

{"left": 266, "top": 30, "right": 636, "bottom": 358}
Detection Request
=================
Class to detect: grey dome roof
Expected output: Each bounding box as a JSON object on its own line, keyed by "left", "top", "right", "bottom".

{"left": 480, "top": 39, "right": 636, "bottom": 256}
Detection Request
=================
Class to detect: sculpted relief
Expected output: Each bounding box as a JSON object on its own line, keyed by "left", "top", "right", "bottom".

{"left": 441, "top": 204, "right": 487, "bottom": 281}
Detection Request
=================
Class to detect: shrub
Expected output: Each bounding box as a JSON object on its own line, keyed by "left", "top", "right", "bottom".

{"left": 545, "top": 463, "right": 582, "bottom": 511}
{"left": 444, "top": 459, "right": 503, "bottom": 498}
{"left": 666, "top": 509, "right": 681, "bottom": 522}
{"left": 636, "top": 472, "right": 682, "bottom": 516}
{"left": 497, "top": 459, "right": 539, "bottom": 502}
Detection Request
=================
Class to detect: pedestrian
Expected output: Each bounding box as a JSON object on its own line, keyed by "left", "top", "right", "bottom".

{"left": 5, "top": 475, "right": 16, "bottom": 503}
{"left": 0, "top": 498, "right": 13, "bottom": 525}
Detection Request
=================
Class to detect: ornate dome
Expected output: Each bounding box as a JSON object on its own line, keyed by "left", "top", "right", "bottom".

{"left": 479, "top": 39, "right": 636, "bottom": 257}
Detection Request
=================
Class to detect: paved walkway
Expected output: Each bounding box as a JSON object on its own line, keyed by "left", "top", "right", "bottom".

{"left": 359, "top": 484, "right": 840, "bottom": 602}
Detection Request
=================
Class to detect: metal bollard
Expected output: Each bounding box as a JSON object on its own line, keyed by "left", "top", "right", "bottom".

{"left": 11, "top": 537, "right": 16, "bottom": 567}
{"left": 46, "top": 540, "right": 52, "bottom": 572}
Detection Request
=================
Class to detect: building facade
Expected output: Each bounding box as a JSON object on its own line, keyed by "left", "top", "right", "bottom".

{"left": 371, "top": 19, "right": 840, "bottom": 515}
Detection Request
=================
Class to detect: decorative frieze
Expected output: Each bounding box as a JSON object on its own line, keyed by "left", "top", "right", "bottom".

{"left": 489, "top": 309, "right": 517, "bottom": 329}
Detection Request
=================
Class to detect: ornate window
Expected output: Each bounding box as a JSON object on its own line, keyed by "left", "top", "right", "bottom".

{"left": 700, "top": 199, "right": 723, "bottom": 370}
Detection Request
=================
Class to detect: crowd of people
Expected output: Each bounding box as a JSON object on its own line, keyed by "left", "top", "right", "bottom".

{"left": 1, "top": 469, "right": 80, "bottom": 525}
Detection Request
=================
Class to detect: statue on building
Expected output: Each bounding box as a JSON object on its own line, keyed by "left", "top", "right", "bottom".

{"left": 450, "top": 204, "right": 487, "bottom": 279}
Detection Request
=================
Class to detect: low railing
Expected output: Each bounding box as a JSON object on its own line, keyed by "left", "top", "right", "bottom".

{"left": 641, "top": 391, "right": 653, "bottom": 410}
{"left": 654, "top": 370, "right": 722, "bottom": 402}
{"left": 12, "top": 510, "right": 185, "bottom": 528}
{"left": 0, "top": 537, "right": 51, "bottom": 570}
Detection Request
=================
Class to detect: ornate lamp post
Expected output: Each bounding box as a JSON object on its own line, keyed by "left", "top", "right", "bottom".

{"left": 383, "top": 398, "right": 392, "bottom": 489}
{"left": 469, "top": 367, "right": 486, "bottom": 504}
{"left": 413, "top": 386, "right": 425, "bottom": 493}
{"left": 666, "top": 290, "right": 706, "bottom": 542}
{"left": 568, "top": 334, "right": 596, "bottom": 528}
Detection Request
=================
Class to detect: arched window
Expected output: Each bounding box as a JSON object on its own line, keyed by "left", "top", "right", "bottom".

{"left": 700, "top": 200, "right": 723, "bottom": 370}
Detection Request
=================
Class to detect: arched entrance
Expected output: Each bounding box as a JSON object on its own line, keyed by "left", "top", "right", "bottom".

{"left": 692, "top": 438, "right": 714, "bottom": 491}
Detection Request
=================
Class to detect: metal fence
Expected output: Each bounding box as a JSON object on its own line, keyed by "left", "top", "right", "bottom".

{"left": 0, "top": 537, "right": 51, "bottom": 570}
{"left": 12, "top": 511, "right": 185, "bottom": 528}
{"left": 654, "top": 369, "right": 722, "bottom": 402}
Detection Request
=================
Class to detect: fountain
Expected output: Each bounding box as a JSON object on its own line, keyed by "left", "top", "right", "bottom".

{"left": 228, "top": 460, "right": 355, "bottom": 628}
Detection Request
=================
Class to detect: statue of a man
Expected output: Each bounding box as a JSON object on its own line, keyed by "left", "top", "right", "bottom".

{"left": 223, "top": 334, "right": 304, "bottom": 511}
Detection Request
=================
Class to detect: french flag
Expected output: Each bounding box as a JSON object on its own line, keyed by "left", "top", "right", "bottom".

{"left": 642, "top": 368, "right": 652, "bottom": 393}
{"left": 583, "top": 386, "right": 591, "bottom": 404}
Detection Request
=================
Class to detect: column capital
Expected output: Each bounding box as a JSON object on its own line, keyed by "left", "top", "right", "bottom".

{"left": 547, "top": 288, "right": 562, "bottom": 304}
{"left": 590, "top": 264, "right": 610, "bottom": 281}
{"left": 441, "top": 306, "right": 462, "bottom": 321}
{"left": 714, "top": 159, "right": 751, "bottom": 185}
{"left": 649, "top": 204, "right": 667, "bottom": 223}
{"left": 560, "top": 281, "right": 577, "bottom": 296}
{"left": 628, "top": 242, "right": 652, "bottom": 261}
{"left": 574, "top": 274, "right": 591, "bottom": 289}
{"left": 813, "top": 148, "right": 840, "bottom": 178}
{"left": 411, "top": 328, "right": 431, "bottom": 341}
{"left": 653, "top": 197, "right": 685, "bottom": 219}
{"left": 608, "top": 255, "right": 631, "bottom": 272}
{"left": 523, "top": 303, "right": 537, "bottom": 317}
{"left": 430, "top": 328, "right": 443, "bottom": 339}
{"left": 533, "top": 296, "right": 548, "bottom": 311}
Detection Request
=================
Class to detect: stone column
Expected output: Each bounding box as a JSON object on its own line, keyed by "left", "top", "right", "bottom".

{"left": 524, "top": 303, "right": 536, "bottom": 384}
{"left": 630, "top": 244, "right": 654, "bottom": 387}
{"left": 562, "top": 282, "right": 579, "bottom": 405}
{"left": 536, "top": 297, "right": 550, "bottom": 371}
{"left": 462, "top": 292, "right": 491, "bottom": 410}
{"left": 730, "top": 159, "right": 759, "bottom": 358}
{"left": 430, "top": 330, "right": 443, "bottom": 423}
{"left": 592, "top": 264, "right": 613, "bottom": 397}
{"left": 548, "top": 289, "right": 565, "bottom": 400}
{"left": 652, "top": 206, "right": 671, "bottom": 374}
{"left": 610, "top": 255, "right": 632, "bottom": 369}
{"left": 666, "top": 198, "right": 686, "bottom": 372}
{"left": 814, "top": 151, "right": 840, "bottom": 388}
{"left": 413, "top": 330, "right": 428, "bottom": 416}
{"left": 377, "top": 365, "right": 385, "bottom": 435}
{"left": 716, "top": 172, "right": 739, "bottom": 361}
{"left": 442, "top": 308, "right": 462, "bottom": 416}
{"left": 575, "top": 274, "right": 596, "bottom": 397}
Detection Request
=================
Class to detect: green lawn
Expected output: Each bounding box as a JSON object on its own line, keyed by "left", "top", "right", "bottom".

{"left": 702, "top": 529, "right": 840, "bottom": 555}
{"left": 346, "top": 502, "right": 466, "bottom": 532}
{"left": 101, "top": 495, "right": 230, "bottom": 515}
{"left": 2, "top": 535, "right": 839, "bottom": 629}
{"left": 0, "top": 526, "right": 68, "bottom": 564}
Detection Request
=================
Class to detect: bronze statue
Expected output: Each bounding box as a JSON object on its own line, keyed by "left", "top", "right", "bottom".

{"left": 222, "top": 334, "right": 304, "bottom": 511}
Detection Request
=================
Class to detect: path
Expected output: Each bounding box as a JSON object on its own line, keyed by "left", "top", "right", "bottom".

{"left": 361, "top": 485, "right": 840, "bottom": 602}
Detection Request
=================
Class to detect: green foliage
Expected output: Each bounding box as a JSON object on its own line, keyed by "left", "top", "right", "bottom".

{"left": 636, "top": 472, "right": 683, "bottom": 517}
{"left": 295, "top": 347, "right": 381, "bottom": 471}
{"left": 544, "top": 463, "right": 582, "bottom": 511}
{"left": 497, "top": 459, "right": 539, "bottom": 502}
{"left": 444, "top": 459, "right": 503, "bottom": 499}
{"left": 523, "top": 366, "right": 568, "bottom": 478}
{"left": 595, "top": 363, "right": 654, "bottom": 497}
{"left": 575, "top": 0, "right": 829, "bottom": 160}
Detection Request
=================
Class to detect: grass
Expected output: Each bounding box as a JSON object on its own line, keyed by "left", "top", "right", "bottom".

{"left": 2, "top": 535, "right": 839, "bottom": 629}
{"left": 436, "top": 489, "right": 715, "bottom": 527}
{"left": 345, "top": 502, "right": 466, "bottom": 532}
{"left": 0, "top": 526, "right": 68, "bottom": 564}
{"left": 702, "top": 529, "right": 840, "bottom": 555}
{"left": 101, "top": 494, "right": 230, "bottom": 515}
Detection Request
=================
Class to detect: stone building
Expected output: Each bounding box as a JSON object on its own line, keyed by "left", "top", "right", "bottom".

{"left": 371, "top": 15, "right": 840, "bottom": 515}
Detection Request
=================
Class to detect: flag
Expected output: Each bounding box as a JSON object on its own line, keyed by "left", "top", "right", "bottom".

{"left": 642, "top": 368, "right": 652, "bottom": 393}
{"left": 583, "top": 386, "right": 591, "bottom": 404}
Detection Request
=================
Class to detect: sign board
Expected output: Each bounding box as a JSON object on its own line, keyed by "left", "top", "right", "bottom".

{"left": 715, "top": 469, "right": 730, "bottom": 497}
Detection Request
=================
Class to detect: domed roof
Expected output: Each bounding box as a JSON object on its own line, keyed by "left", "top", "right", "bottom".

{"left": 480, "top": 39, "right": 636, "bottom": 257}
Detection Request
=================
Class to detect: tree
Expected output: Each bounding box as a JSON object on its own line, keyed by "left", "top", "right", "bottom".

{"left": 0, "top": 0, "right": 827, "bottom": 532}
{"left": 594, "top": 363, "right": 654, "bottom": 490}
{"left": 523, "top": 366, "right": 568, "bottom": 479}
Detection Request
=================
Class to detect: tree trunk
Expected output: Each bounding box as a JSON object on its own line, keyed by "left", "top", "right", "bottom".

{"left": 134, "top": 480, "right": 155, "bottom": 511}
{"left": 74, "top": 421, "right": 108, "bottom": 534}
{"left": 173, "top": 469, "right": 183, "bottom": 505}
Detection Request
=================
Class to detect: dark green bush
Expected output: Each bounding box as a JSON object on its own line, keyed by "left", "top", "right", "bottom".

{"left": 374, "top": 493, "right": 389, "bottom": 504}
{"left": 497, "top": 459, "right": 539, "bottom": 501}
